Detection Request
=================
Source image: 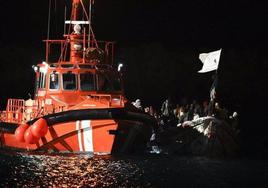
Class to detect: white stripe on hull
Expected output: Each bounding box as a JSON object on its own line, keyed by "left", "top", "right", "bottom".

{"left": 81, "top": 120, "right": 93, "bottom": 152}
{"left": 76, "top": 121, "right": 83, "bottom": 152}
{"left": 76, "top": 120, "right": 93, "bottom": 152}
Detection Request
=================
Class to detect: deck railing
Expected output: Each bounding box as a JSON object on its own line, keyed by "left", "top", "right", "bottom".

{"left": 5, "top": 99, "right": 25, "bottom": 124}
{"left": 90, "top": 94, "right": 124, "bottom": 107}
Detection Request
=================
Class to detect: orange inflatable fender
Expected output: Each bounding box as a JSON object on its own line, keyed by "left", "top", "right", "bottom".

{"left": 15, "top": 124, "right": 29, "bottom": 143}
{"left": 24, "top": 127, "right": 40, "bottom": 144}
{"left": 31, "top": 118, "right": 48, "bottom": 138}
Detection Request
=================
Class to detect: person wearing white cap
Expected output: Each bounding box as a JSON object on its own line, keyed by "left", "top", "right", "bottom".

{"left": 132, "top": 99, "right": 143, "bottom": 111}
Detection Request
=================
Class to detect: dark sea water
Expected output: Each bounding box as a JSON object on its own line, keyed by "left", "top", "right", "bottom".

{"left": 0, "top": 150, "right": 268, "bottom": 188}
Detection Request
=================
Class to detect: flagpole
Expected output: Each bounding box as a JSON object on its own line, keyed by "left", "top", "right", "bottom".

{"left": 197, "top": 49, "right": 221, "bottom": 116}
{"left": 208, "top": 69, "right": 218, "bottom": 116}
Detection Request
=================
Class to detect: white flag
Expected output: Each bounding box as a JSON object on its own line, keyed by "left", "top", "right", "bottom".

{"left": 198, "top": 49, "right": 222, "bottom": 73}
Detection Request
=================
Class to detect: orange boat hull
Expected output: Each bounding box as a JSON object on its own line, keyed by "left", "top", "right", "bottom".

{"left": 1, "top": 118, "right": 153, "bottom": 154}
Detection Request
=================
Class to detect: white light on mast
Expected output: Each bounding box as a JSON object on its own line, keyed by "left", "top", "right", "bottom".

{"left": 40, "top": 61, "right": 49, "bottom": 73}
{"left": 74, "top": 24, "right": 81, "bottom": 34}
{"left": 32, "top": 65, "right": 39, "bottom": 72}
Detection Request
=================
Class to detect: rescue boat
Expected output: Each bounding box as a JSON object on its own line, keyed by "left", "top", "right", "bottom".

{"left": 0, "top": 0, "right": 155, "bottom": 154}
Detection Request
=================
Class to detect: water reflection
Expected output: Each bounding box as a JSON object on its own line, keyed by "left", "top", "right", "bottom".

{"left": 0, "top": 150, "right": 268, "bottom": 187}
{"left": 0, "top": 151, "right": 151, "bottom": 187}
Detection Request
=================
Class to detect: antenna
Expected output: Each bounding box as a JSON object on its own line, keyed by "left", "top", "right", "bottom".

{"left": 47, "top": 0, "right": 52, "bottom": 39}
{"left": 64, "top": 5, "right": 67, "bottom": 35}
{"left": 88, "top": 0, "right": 92, "bottom": 47}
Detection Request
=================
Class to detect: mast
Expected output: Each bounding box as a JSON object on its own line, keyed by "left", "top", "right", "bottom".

{"left": 68, "top": 0, "right": 97, "bottom": 64}
{"left": 69, "top": 0, "right": 83, "bottom": 64}
{"left": 44, "top": 0, "right": 112, "bottom": 65}
{"left": 72, "top": 0, "right": 80, "bottom": 20}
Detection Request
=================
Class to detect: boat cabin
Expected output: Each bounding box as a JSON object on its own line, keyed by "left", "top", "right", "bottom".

{"left": 34, "top": 62, "right": 123, "bottom": 97}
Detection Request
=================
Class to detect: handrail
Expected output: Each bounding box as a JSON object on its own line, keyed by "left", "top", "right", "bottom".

{"left": 5, "top": 99, "right": 25, "bottom": 123}
{"left": 90, "top": 94, "right": 124, "bottom": 107}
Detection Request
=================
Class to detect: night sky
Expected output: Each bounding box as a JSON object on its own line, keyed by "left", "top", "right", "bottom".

{"left": 1, "top": 1, "right": 268, "bottom": 155}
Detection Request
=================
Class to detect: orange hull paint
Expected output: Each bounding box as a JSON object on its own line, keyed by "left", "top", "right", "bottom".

{"left": 3, "top": 133, "right": 37, "bottom": 150}
{"left": 91, "top": 120, "right": 118, "bottom": 153}
{"left": 1, "top": 120, "right": 118, "bottom": 154}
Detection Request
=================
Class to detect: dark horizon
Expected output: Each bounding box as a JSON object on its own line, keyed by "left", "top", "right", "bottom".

{"left": 1, "top": 0, "right": 266, "bottom": 103}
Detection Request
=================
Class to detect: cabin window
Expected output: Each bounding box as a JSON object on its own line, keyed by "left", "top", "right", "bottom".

{"left": 97, "top": 71, "right": 122, "bottom": 92}
{"left": 49, "top": 72, "right": 59, "bottom": 90}
{"left": 97, "top": 73, "right": 111, "bottom": 91}
{"left": 63, "top": 72, "right": 77, "bottom": 90}
{"left": 80, "top": 72, "right": 95, "bottom": 91}
{"left": 38, "top": 72, "right": 46, "bottom": 89}
{"left": 113, "top": 77, "right": 122, "bottom": 91}
{"left": 61, "top": 64, "right": 74, "bottom": 69}
{"left": 79, "top": 64, "right": 93, "bottom": 69}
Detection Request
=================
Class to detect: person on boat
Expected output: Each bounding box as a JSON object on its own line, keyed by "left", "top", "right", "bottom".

{"left": 173, "top": 104, "right": 180, "bottom": 119}
{"left": 214, "top": 102, "right": 228, "bottom": 120}
{"left": 230, "top": 111, "right": 240, "bottom": 136}
{"left": 149, "top": 106, "right": 154, "bottom": 116}
{"left": 144, "top": 107, "right": 150, "bottom": 113}
{"left": 193, "top": 107, "right": 200, "bottom": 120}
{"left": 187, "top": 103, "right": 194, "bottom": 121}
{"left": 208, "top": 72, "right": 218, "bottom": 115}
{"left": 132, "top": 99, "right": 143, "bottom": 111}
{"left": 49, "top": 73, "right": 59, "bottom": 90}
{"left": 160, "top": 98, "right": 174, "bottom": 126}
{"left": 177, "top": 106, "right": 187, "bottom": 126}
{"left": 202, "top": 100, "right": 209, "bottom": 116}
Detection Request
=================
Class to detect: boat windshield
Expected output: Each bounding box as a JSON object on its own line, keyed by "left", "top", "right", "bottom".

{"left": 43, "top": 70, "right": 121, "bottom": 92}
{"left": 80, "top": 72, "right": 95, "bottom": 91}
{"left": 38, "top": 72, "right": 46, "bottom": 89}
{"left": 97, "top": 71, "right": 122, "bottom": 92}
{"left": 97, "top": 72, "right": 112, "bottom": 91}
{"left": 63, "top": 72, "right": 77, "bottom": 90}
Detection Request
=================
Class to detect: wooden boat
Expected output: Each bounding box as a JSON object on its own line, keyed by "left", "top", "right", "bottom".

{"left": 0, "top": 0, "right": 155, "bottom": 154}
